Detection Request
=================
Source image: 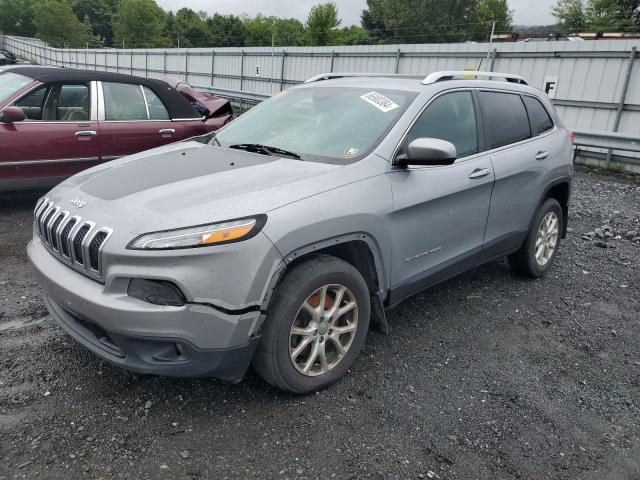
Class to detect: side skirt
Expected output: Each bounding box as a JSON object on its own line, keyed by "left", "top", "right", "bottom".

{"left": 386, "top": 230, "right": 527, "bottom": 309}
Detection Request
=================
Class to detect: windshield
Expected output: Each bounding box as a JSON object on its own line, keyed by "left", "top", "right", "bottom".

{"left": 0, "top": 73, "right": 32, "bottom": 104}
{"left": 215, "top": 86, "right": 416, "bottom": 162}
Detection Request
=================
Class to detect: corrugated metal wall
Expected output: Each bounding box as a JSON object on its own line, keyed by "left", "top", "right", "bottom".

{"left": 2, "top": 35, "right": 639, "bottom": 135}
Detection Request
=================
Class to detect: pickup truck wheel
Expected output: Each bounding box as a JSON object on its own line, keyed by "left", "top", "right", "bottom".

{"left": 253, "top": 255, "right": 370, "bottom": 394}
{"left": 508, "top": 197, "right": 563, "bottom": 278}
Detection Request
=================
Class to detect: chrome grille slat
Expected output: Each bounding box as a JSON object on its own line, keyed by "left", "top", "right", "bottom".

{"left": 33, "top": 199, "right": 112, "bottom": 282}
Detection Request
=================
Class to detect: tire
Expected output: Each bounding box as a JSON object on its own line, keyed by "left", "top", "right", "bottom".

{"left": 253, "top": 255, "right": 371, "bottom": 394}
{"left": 508, "top": 197, "right": 563, "bottom": 278}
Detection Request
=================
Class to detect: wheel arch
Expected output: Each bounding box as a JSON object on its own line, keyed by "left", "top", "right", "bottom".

{"left": 259, "top": 233, "right": 389, "bottom": 333}
{"left": 540, "top": 177, "right": 571, "bottom": 238}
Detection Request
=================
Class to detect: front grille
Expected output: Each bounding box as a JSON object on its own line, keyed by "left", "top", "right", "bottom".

{"left": 34, "top": 197, "right": 113, "bottom": 281}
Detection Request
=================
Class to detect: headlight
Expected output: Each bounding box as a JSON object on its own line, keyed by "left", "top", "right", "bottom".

{"left": 127, "top": 215, "right": 266, "bottom": 250}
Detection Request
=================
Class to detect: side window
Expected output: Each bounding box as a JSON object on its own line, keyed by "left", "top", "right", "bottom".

{"left": 14, "top": 85, "right": 49, "bottom": 120}
{"left": 478, "top": 91, "right": 531, "bottom": 149}
{"left": 14, "top": 83, "right": 89, "bottom": 121}
{"left": 142, "top": 86, "right": 170, "bottom": 120}
{"left": 57, "top": 84, "right": 90, "bottom": 121}
{"left": 523, "top": 96, "right": 554, "bottom": 136}
{"left": 406, "top": 91, "right": 478, "bottom": 159}
{"left": 103, "top": 82, "right": 148, "bottom": 121}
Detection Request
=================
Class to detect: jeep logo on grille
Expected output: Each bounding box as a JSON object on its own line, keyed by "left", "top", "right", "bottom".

{"left": 70, "top": 196, "right": 87, "bottom": 209}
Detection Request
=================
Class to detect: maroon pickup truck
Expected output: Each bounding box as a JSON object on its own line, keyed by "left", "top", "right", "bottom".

{"left": 0, "top": 66, "right": 233, "bottom": 191}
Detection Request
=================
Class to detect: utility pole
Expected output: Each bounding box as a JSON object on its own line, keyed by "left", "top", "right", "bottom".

{"left": 177, "top": 37, "right": 180, "bottom": 49}
{"left": 486, "top": 21, "right": 496, "bottom": 63}
{"left": 487, "top": 21, "right": 496, "bottom": 62}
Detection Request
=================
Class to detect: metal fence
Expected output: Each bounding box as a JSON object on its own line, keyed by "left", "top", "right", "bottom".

{"left": 2, "top": 34, "right": 640, "bottom": 168}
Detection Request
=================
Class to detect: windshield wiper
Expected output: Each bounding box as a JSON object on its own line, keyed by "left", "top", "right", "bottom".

{"left": 228, "top": 143, "right": 300, "bottom": 159}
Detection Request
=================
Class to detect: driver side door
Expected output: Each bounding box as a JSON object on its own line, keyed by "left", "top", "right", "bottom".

{"left": 388, "top": 90, "right": 494, "bottom": 305}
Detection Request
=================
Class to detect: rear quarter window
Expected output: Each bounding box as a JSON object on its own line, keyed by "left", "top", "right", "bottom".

{"left": 523, "top": 95, "right": 554, "bottom": 135}
{"left": 478, "top": 91, "right": 531, "bottom": 149}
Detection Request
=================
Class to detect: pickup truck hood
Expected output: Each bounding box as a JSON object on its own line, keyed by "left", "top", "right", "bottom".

{"left": 52, "top": 141, "right": 344, "bottom": 235}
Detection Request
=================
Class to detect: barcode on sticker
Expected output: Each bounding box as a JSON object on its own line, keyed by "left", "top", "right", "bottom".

{"left": 360, "top": 91, "right": 399, "bottom": 113}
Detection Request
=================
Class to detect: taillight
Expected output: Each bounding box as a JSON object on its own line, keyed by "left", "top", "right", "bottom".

{"left": 568, "top": 130, "right": 574, "bottom": 144}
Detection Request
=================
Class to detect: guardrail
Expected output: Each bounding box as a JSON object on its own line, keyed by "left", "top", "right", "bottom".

{"left": 573, "top": 130, "right": 640, "bottom": 153}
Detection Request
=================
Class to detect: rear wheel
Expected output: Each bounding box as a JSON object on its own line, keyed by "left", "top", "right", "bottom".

{"left": 253, "top": 255, "right": 370, "bottom": 394}
{"left": 508, "top": 197, "right": 563, "bottom": 278}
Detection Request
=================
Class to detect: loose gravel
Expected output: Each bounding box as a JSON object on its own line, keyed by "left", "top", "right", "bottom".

{"left": 1, "top": 168, "right": 639, "bottom": 480}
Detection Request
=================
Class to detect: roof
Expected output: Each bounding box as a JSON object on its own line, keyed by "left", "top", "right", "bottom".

{"left": 2, "top": 66, "right": 202, "bottom": 120}
{"left": 5, "top": 66, "right": 168, "bottom": 87}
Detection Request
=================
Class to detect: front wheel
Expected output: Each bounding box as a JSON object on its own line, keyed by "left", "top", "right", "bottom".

{"left": 508, "top": 197, "right": 563, "bottom": 278}
{"left": 253, "top": 255, "right": 370, "bottom": 394}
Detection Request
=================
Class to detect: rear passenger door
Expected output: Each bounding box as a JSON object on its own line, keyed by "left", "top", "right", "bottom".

{"left": 97, "top": 82, "right": 182, "bottom": 160}
{"left": 389, "top": 90, "right": 494, "bottom": 301}
{"left": 479, "top": 91, "right": 555, "bottom": 253}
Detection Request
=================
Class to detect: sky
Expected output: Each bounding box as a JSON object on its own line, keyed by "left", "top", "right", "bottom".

{"left": 156, "top": 0, "right": 557, "bottom": 27}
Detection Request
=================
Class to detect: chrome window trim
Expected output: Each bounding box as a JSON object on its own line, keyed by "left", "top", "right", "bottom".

{"left": 140, "top": 85, "right": 151, "bottom": 120}
{"left": 7, "top": 81, "right": 96, "bottom": 122}
{"left": 89, "top": 80, "right": 98, "bottom": 120}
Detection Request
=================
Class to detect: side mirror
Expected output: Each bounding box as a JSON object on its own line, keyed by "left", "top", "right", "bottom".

{"left": 396, "top": 138, "right": 457, "bottom": 167}
{"left": 0, "top": 106, "right": 26, "bottom": 124}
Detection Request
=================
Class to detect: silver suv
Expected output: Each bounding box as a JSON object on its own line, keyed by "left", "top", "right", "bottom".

{"left": 28, "top": 71, "right": 574, "bottom": 393}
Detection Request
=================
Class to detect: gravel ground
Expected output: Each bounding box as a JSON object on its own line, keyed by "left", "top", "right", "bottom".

{"left": 1, "top": 168, "right": 639, "bottom": 480}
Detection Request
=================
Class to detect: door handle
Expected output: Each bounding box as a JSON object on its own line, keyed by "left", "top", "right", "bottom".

{"left": 75, "top": 130, "right": 97, "bottom": 137}
{"left": 535, "top": 151, "right": 550, "bottom": 161}
{"left": 468, "top": 168, "right": 491, "bottom": 179}
{"left": 159, "top": 129, "right": 176, "bottom": 135}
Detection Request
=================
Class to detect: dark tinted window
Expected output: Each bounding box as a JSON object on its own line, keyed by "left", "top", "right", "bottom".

{"left": 406, "top": 91, "right": 478, "bottom": 158}
{"left": 479, "top": 91, "right": 531, "bottom": 149}
{"left": 523, "top": 95, "right": 554, "bottom": 135}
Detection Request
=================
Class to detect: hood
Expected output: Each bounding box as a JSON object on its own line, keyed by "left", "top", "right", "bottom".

{"left": 52, "top": 142, "right": 345, "bottom": 235}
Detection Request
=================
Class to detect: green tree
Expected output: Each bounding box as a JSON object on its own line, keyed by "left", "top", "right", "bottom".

{"left": 72, "top": 0, "right": 116, "bottom": 47}
{"left": 33, "top": 0, "right": 89, "bottom": 47}
{"left": 0, "top": 0, "right": 36, "bottom": 36}
{"left": 335, "top": 25, "right": 372, "bottom": 45}
{"left": 473, "top": 0, "right": 513, "bottom": 40}
{"left": 175, "top": 7, "right": 210, "bottom": 47}
{"left": 585, "top": 0, "right": 638, "bottom": 32}
{"left": 206, "top": 14, "right": 245, "bottom": 47}
{"left": 552, "top": 0, "right": 586, "bottom": 33}
{"left": 112, "top": 0, "right": 166, "bottom": 48}
{"left": 306, "top": 2, "right": 341, "bottom": 46}
{"left": 361, "top": 0, "right": 477, "bottom": 44}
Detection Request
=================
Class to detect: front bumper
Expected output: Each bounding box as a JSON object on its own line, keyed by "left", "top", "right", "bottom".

{"left": 28, "top": 238, "right": 264, "bottom": 380}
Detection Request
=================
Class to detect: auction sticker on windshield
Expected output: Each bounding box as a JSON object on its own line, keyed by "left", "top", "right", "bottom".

{"left": 360, "top": 91, "right": 400, "bottom": 113}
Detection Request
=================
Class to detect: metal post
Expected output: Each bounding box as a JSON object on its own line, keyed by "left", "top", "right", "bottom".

{"left": 606, "top": 46, "right": 636, "bottom": 168}
{"left": 145, "top": 51, "right": 148, "bottom": 77}
{"left": 185, "top": 50, "right": 189, "bottom": 82}
{"left": 489, "top": 48, "right": 497, "bottom": 72}
{"left": 211, "top": 50, "right": 215, "bottom": 87}
{"left": 394, "top": 48, "right": 401, "bottom": 74}
{"left": 240, "top": 50, "right": 245, "bottom": 111}
{"left": 163, "top": 50, "right": 167, "bottom": 75}
{"left": 116, "top": 48, "right": 119, "bottom": 72}
{"left": 330, "top": 50, "right": 335, "bottom": 72}
{"left": 280, "top": 50, "right": 286, "bottom": 91}
{"left": 130, "top": 51, "right": 133, "bottom": 75}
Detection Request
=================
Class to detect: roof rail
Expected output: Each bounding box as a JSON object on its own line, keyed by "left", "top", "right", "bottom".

{"left": 304, "top": 72, "right": 421, "bottom": 83}
{"left": 422, "top": 71, "right": 528, "bottom": 85}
